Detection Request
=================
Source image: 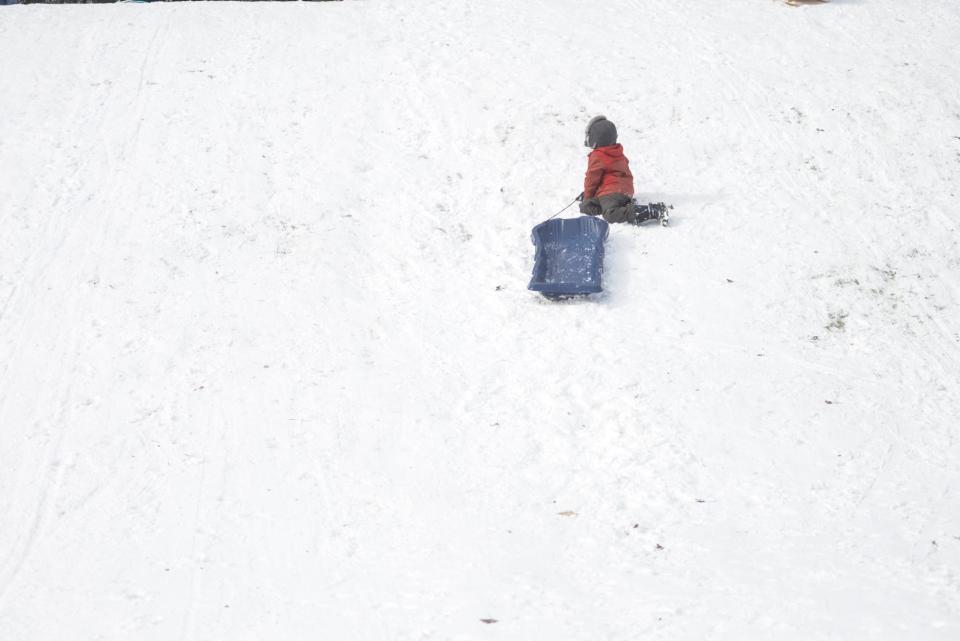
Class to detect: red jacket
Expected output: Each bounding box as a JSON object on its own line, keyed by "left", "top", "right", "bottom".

{"left": 584, "top": 144, "right": 634, "bottom": 199}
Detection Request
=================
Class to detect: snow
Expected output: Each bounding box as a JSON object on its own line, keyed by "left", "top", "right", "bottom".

{"left": 1, "top": 0, "right": 959, "bottom": 639}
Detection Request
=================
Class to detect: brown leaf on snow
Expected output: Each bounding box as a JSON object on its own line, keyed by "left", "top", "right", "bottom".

{"left": 557, "top": 510, "right": 577, "bottom": 517}
{"left": 480, "top": 618, "right": 498, "bottom": 624}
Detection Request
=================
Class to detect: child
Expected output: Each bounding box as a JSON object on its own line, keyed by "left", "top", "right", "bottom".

{"left": 578, "top": 115, "right": 669, "bottom": 226}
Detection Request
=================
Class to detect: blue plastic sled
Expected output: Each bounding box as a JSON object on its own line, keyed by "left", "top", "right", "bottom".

{"left": 528, "top": 216, "right": 610, "bottom": 299}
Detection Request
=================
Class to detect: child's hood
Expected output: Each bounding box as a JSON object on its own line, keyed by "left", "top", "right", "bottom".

{"left": 591, "top": 144, "right": 625, "bottom": 159}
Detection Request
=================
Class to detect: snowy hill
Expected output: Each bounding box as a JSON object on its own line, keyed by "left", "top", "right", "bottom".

{"left": 1, "top": 1, "right": 959, "bottom": 639}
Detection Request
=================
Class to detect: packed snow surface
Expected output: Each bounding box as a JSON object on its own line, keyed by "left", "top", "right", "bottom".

{"left": 2, "top": 1, "right": 960, "bottom": 639}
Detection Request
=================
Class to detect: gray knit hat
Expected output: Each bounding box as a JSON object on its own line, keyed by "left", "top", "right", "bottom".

{"left": 584, "top": 115, "right": 618, "bottom": 148}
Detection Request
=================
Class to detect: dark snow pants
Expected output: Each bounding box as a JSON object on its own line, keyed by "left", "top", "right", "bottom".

{"left": 579, "top": 193, "right": 639, "bottom": 224}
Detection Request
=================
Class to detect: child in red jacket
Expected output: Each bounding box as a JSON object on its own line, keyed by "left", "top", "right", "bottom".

{"left": 578, "top": 115, "right": 669, "bottom": 225}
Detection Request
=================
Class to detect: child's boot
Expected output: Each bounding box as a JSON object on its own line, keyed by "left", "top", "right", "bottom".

{"left": 653, "top": 202, "right": 671, "bottom": 226}
{"left": 630, "top": 201, "right": 670, "bottom": 226}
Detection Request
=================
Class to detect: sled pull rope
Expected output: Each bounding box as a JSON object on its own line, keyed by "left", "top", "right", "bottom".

{"left": 543, "top": 195, "right": 580, "bottom": 223}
